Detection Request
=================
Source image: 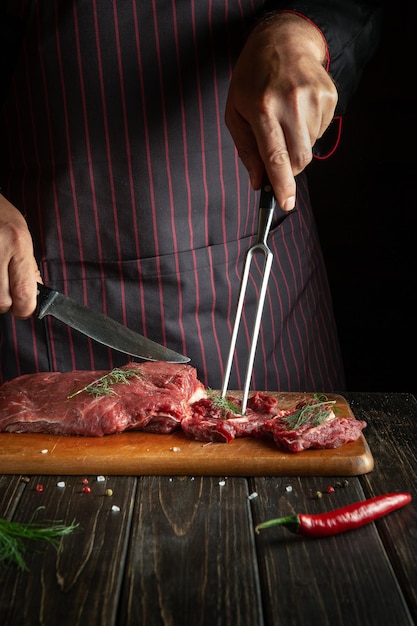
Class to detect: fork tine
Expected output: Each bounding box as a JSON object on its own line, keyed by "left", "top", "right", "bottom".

{"left": 221, "top": 179, "right": 277, "bottom": 414}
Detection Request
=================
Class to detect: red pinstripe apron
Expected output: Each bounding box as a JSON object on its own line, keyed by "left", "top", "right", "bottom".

{"left": 0, "top": 0, "right": 345, "bottom": 391}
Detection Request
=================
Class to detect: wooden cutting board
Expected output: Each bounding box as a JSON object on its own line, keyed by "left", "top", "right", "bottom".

{"left": 0, "top": 392, "right": 373, "bottom": 476}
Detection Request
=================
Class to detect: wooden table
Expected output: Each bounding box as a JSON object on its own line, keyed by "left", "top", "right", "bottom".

{"left": 0, "top": 392, "right": 416, "bottom": 625}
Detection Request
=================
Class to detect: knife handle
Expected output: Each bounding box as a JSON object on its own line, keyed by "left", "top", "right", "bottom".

{"left": 36, "top": 283, "right": 58, "bottom": 319}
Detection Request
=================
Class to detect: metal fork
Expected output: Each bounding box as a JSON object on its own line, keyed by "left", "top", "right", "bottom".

{"left": 221, "top": 177, "right": 289, "bottom": 414}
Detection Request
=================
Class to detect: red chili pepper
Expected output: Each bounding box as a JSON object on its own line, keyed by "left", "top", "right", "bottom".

{"left": 255, "top": 492, "right": 412, "bottom": 537}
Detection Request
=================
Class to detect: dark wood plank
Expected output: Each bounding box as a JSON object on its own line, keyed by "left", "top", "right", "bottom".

{"left": 0, "top": 474, "right": 27, "bottom": 518}
{"left": 0, "top": 474, "right": 137, "bottom": 626}
{"left": 346, "top": 393, "right": 417, "bottom": 622}
{"left": 118, "top": 475, "right": 263, "bottom": 626}
{"left": 249, "top": 475, "right": 413, "bottom": 626}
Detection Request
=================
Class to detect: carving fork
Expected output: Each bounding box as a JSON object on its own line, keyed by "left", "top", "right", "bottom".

{"left": 221, "top": 178, "right": 289, "bottom": 414}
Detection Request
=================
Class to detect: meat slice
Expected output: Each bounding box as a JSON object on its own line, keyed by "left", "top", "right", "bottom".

{"left": 182, "top": 392, "right": 287, "bottom": 443}
{"left": 0, "top": 362, "right": 206, "bottom": 436}
{"left": 262, "top": 400, "right": 367, "bottom": 452}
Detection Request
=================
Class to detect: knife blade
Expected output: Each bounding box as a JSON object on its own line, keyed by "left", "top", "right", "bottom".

{"left": 36, "top": 283, "right": 190, "bottom": 363}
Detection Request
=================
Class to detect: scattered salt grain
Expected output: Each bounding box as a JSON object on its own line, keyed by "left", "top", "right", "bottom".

{"left": 111, "top": 505, "right": 120, "bottom": 512}
{"left": 57, "top": 481, "right": 66, "bottom": 488}
{"left": 285, "top": 485, "right": 293, "bottom": 492}
{"left": 170, "top": 446, "right": 181, "bottom": 452}
{"left": 248, "top": 492, "right": 258, "bottom": 500}
{"left": 96, "top": 475, "right": 106, "bottom": 482}
{"left": 219, "top": 480, "right": 226, "bottom": 487}
{"left": 41, "top": 449, "right": 48, "bottom": 454}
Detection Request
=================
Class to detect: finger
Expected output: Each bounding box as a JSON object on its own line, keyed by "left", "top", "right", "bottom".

{"left": 8, "top": 258, "right": 41, "bottom": 319}
{"left": 252, "top": 119, "right": 297, "bottom": 211}
{"left": 0, "top": 278, "right": 12, "bottom": 314}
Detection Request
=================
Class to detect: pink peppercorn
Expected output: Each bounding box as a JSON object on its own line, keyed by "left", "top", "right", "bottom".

{"left": 82, "top": 478, "right": 89, "bottom": 485}
{"left": 326, "top": 486, "right": 335, "bottom": 493}
{"left": 36, "top": 484, "right": 44, "bottom": 492}
{"left": 82, "top": 486, "right": 91, "bottom": 493}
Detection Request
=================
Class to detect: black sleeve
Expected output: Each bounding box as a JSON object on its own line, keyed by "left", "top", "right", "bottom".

{"left": 261, "top": 0, "right": 384, "bottom": 116}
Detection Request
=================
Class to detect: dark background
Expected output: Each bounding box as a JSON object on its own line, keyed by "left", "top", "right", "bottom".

{"left": 307, "top": 4, "right": 417, "bottom": 393}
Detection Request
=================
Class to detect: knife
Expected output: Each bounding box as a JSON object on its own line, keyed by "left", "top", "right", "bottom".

{"left": 36, "top": 283, "right": 190, "bottom": 363}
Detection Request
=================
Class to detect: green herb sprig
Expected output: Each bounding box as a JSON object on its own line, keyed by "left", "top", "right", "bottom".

{"left": 68, "top": 367, "right": 143, "bottom": 399}
{"left": 0, "top": 507, "right": 79, "bottom": 570}
{"left": 207, "top": 390, "right": 241, "bottom": 418}
{"left": 282, "top": 394, "right": 336, "bottom": 430}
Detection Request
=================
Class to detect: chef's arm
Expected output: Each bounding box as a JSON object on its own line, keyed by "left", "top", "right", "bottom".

{"left": 225, "top": 0, "right": 383, "bottom": 210}
{"left": 0, "top": 192, "right": 41, "bottom": 318}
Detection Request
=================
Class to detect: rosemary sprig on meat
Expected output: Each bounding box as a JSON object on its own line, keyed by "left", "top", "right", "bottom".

{"left": 0, "top": 507, "right": 79, "bottom": 570}
{"left": 68, "top": 367, "right": 143, "bottom": 399}
{"left": 282, "top": 394, "right": 336, "bottom": 430}
{"left": 207, "top": 390, "right": 241, "bottom": 418}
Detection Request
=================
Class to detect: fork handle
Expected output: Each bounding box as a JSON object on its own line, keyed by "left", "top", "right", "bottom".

{"left": 259, "top": 176, "right": 292, "bottom": 236}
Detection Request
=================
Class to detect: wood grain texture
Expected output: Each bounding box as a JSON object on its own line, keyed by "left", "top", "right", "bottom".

{"left": 118, "top": 476, "right": 263, "bottom": 626}
{"left": 0, "top": 474, "right": 137, "bottom": 626}
{"left": 0, "top": 393, "right": 374, "bottom": 476}
{"left": 249, "top": 475, "right": 413, "bottom": 626}
{"left": 346, "top": 393, "right": 417, "bottom": 624}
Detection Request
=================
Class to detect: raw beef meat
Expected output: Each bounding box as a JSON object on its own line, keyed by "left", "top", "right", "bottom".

{"left": 182, "top": 393, "right": 289, "bottom": 443}
{"left": 0, "top": 362, "right": 205, "bottom": 436}
{"left": 184, "top": 394, "right": 366, "bottom": 451}
{"left": 261, "top": 401, "right": 367, "bottom": 452}
{"left": 0, "top": 366, "right": 366, "bottom": 451}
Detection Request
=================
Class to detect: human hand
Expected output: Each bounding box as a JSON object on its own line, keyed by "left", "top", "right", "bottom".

{"left": 0, "top": 194, "right": 41, "bottom": 318}
{"left": 225, "top": 12, "right": 338, "bottom": 211}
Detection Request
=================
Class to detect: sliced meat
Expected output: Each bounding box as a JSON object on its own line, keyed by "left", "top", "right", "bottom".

{"left": 0, "top": 362, "right": 206, "bottom": 436}
{"left": 262, "top": 407, "right": 367, "bottom": 452}
{"left": 184, "top": 393, "right": 366, "bottom": 451}
{"left": 182, "top": 392, "right": 288, "bottom": 443}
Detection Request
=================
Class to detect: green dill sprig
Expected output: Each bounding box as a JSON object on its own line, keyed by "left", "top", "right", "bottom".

{"left": 0, "top": 507, "right": 79, "bottom": 570}
{"left": 282, "top": 394, "right": 336, "bottom": 431}
{"left": 207, "top": 390, "right": 241, "bottom": 418}
{"left": 68, "top": 367, "right": 143, "bottom": 399}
